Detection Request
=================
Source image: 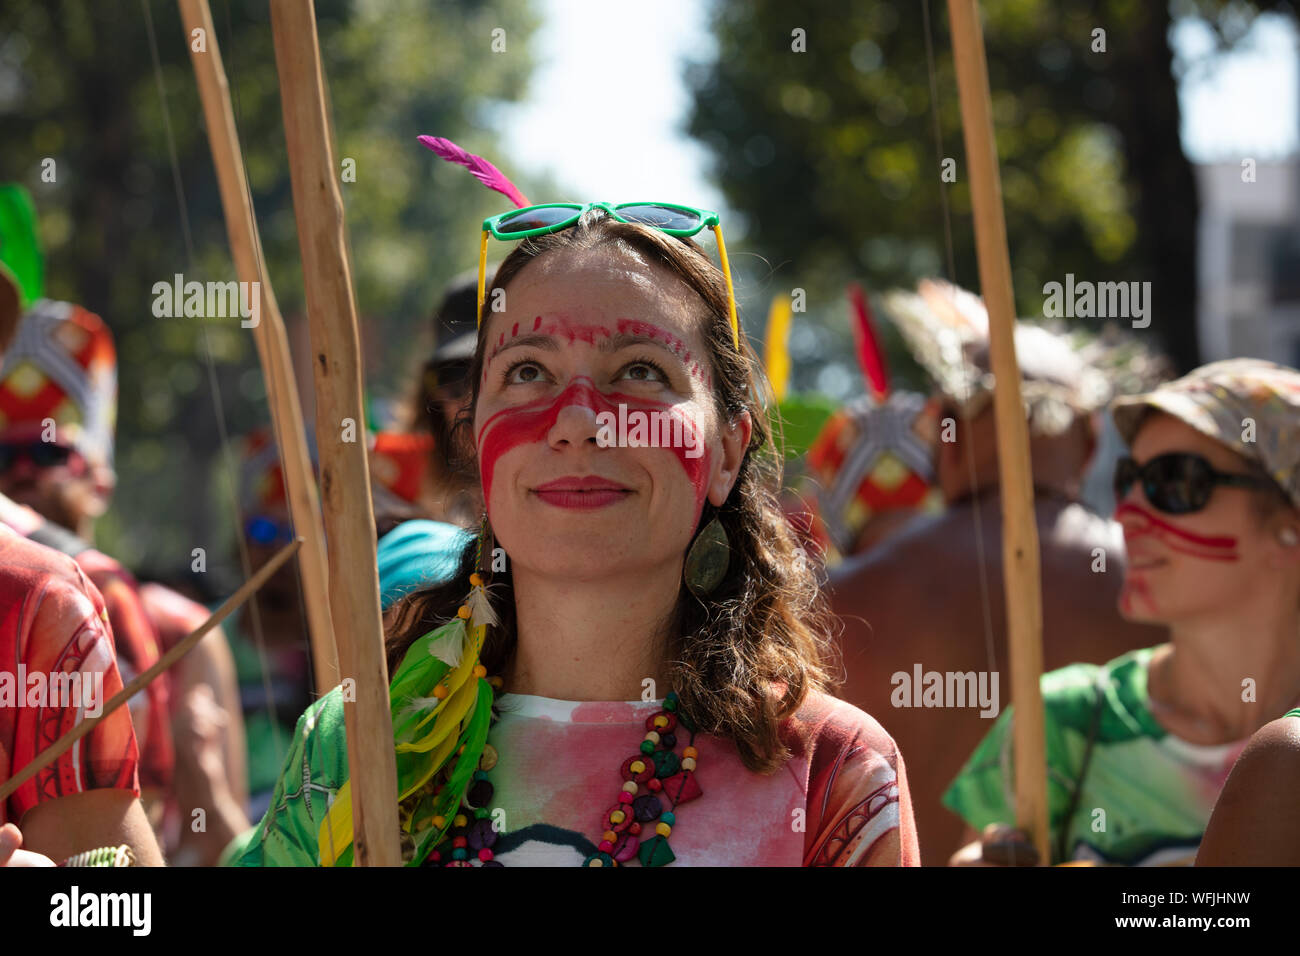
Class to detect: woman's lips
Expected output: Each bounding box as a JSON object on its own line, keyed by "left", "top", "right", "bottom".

{"left": 531, "top": 476, "right": 633, "bottom": 510}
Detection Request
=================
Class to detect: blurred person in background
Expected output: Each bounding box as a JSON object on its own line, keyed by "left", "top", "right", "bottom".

{"left": 0, "top": 212, "right": 163, "bottom": 867}
{"left": 0, "top": 183, "right": 245, "bottom": 863}
{"left": 950, "top": 360, "right": 1300, "bottom": 866}
{"left": 826, "top": 279, "right": 1168, "bottom": 861}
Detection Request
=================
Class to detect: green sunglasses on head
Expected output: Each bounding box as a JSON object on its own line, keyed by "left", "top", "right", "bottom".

{"left": 476, "top": 201, "right": 741, "bottom": 350}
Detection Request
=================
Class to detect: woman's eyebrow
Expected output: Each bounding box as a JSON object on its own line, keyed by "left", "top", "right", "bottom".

{"left": 487, "top": 332, "right": 558, "bottom": 365}
{"left": 599, "top": 331, "right": 688, "bottom": 358}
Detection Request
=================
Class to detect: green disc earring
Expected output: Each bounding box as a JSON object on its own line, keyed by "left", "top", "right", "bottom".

{"left": 684, "top": 515, "right": 730, "bottom": 598}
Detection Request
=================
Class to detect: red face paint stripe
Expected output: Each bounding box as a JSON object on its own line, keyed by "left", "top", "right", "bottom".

{"left": 1114, "top": 503, "right": 1239, "bottom": 550}
{"left": 477, "top": 379, "right": 711, "bottom": 513}
{"left": 483, "top": 316, "right": 713, "bottom": 387}
{"left": 1160, "top": 541, "right": 1241, "bottom": 563}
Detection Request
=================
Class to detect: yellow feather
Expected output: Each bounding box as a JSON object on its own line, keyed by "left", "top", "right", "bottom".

{"left": 318, "top": 780, "right": 352, "bottom": 867}
{"left": 765, "top": 294, "right": 794, "bottom": 401}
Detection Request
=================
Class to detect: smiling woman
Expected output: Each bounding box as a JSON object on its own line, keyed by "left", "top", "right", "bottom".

{"left": 230, "top": 206, "right": 920, "bottom": 868}
{"left": 945, "top": 359, "right": 1300, "bottom": 866}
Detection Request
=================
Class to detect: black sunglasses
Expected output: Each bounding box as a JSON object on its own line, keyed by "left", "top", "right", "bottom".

{"left": 1114, "top": 452, "right": 1277, "bottom": 515}
{"left": 0, "top": 441, "right": 76, "bottom": 471}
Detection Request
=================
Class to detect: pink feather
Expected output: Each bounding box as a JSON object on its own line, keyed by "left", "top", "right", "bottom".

{"left": 848, "top": 282, "right": 890, "bottom": 399}
{"left": 417, "top": 135, "right": 530, "bottom": 209}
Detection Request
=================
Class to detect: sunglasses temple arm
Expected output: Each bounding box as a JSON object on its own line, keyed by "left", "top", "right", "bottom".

{"left": 711, "top": 224, "right": 741, "bottom": 351}
{"left": 477, "top": 229, "right": 489, "bottom": 326}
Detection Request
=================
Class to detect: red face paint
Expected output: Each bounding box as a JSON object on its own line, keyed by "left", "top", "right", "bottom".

{"left": 1114, "top": 502, "right": 1240, "bottom": 563}
{"left": 1120, "top": 574, "right": 1159, "bottom": 616}
{"left": 477, "top": 377, "right": 711, "bottom": 517}
{"left": 483, "top": 315, "right": 712, "bottom": 388}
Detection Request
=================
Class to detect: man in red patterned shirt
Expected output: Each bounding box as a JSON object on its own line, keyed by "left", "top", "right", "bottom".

{"left": 0, "top": 186, "right": 246, "bottom": 863}
{"left": 0, "top": 193, "right": 162, "bottom": 865}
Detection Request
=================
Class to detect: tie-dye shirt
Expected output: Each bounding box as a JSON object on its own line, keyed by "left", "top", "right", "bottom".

{"left": 942, "top": 647, "right": 1293, "bottom": 866}
{"left": 229, "top": 686, "right": 919, "bottom": 866}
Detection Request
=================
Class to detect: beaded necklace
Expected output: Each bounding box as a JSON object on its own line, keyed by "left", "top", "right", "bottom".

{"left": 425, "top": 688, "right": 703, "bottom": 867}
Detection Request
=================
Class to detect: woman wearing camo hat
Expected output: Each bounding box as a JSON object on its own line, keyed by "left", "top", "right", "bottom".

{"left": 946, "top": 358, "right": 1300, "bottom": 866}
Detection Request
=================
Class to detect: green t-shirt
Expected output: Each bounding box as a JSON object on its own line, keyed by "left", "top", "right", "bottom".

{"left": 943, "top": 647, "right": 1257, "bottom": 866}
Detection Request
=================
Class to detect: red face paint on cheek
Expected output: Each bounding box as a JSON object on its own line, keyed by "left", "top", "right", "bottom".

{"left": 1120, "top": 574, "right": 1158, "bottom": 615}
{"left": 1115, "top": 502, "right": 1241, "bottom": 562}
{"left": 477, "top": 381, "right": 712, "bottom": 514}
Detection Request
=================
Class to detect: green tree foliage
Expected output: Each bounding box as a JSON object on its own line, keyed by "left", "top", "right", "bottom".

{"left": 0, "top": 0, "right": 538, "bottom": 575}
{"left": 688, "top": 0, "right": 1293, "bottom": 393}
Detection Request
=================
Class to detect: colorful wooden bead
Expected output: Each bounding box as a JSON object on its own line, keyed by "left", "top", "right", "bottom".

{"left": 651, "top": 749, "right": 680, "bottom": 778}
{"left": 603, "top": 805, "right": 632, "bottom": 833}
{"left": 681, "top": 757, "right": 696, "bottom": 771}
{"left": 638, "top": 835, "right": 676, "bottom": 867}
{"left": 645, "top": 712, "right": 677, "bottom": 734}
{"left": 472, "top": 664, "right": 487, "bottom": 678}
{"left": 655, "top": 822, "right": 672, "bottom": 837}
{"left": 683, "top": 746, "right": 697, "bottom": 759}
{"left": 632, "top": 794, "right": 662, "bottom": 823}
{"left": 620, "top": 755, "right": 654, "bottom": 783}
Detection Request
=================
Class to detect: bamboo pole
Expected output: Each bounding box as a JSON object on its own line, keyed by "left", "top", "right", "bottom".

{"left": 178, "top": 0, "right": 339, "bottom": 693}
{"left": 0, "top": 539, "right": 303, "bottom": 805}
{"left": 269, "top": 0, "right": 401, "bottom": 866}
{"left": 946, "top": 0, "right": 1050, "bottom": 864}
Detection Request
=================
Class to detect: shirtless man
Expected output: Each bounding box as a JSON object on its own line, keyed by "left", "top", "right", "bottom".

{"left": 827, "top": 280, "right": 1166, "bottom": 861}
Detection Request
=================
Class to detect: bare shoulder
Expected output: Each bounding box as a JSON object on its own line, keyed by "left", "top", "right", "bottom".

{"left": 1197, "top": 715, "right": 1300, "bottom": 866}
{"left": 1224, "top": 716, "right": 1300, "bottom": 793}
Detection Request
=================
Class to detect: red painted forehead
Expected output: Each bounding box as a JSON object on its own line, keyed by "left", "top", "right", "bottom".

{"left": 480, "top": 314, "right": 714, "bottom": 389}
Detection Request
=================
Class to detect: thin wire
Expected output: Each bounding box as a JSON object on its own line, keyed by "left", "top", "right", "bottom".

{"left": 921, "top": 0, "right": 1013, "bottom": 858}
{"left": 141, "top": 0, "right": 281, "bottom": 759}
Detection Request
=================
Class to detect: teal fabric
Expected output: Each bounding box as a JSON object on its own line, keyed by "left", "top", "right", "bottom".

{"left": 376, "top": 519, "right": 471, "bottom": 610}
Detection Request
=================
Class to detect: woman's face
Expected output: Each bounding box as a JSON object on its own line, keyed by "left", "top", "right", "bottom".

{"left": 473, "top": 244, "right": 750, "bottom": 582}
{"left": 1116, "top": 412, "right": 1294, "bottom": 625}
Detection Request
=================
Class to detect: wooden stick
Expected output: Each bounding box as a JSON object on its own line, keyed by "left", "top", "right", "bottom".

{"left": 178, "top": 0, "right": 340, "bottom": 693}
{"left": 0, "top": 539, "right": 303, "bottom": 805}
{"left": 269, "top": 0, "right": 401, "bottom": 866}
{"left": 946, "top": 0, "right": 1050, "bottom": 864}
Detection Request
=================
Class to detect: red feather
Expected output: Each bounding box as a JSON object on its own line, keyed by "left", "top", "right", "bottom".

{"left": 848, "top": 283, "right": 890, "bottom": 399}
{"left": 417, "top": 135, "right": 530, "bottom": 209}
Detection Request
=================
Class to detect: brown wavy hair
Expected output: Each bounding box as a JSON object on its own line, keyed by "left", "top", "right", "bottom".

{"left": 385, "top": 209, "right": 837, "bottom": 773}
